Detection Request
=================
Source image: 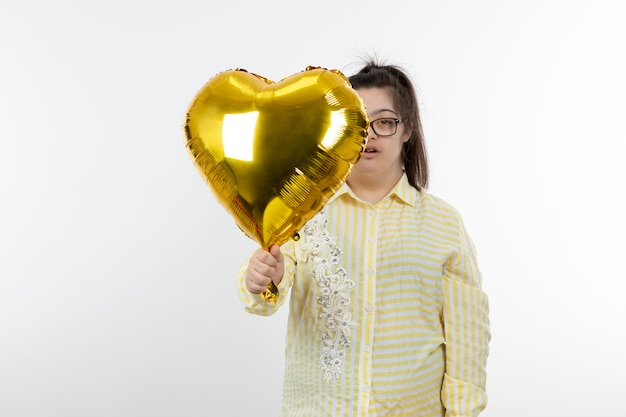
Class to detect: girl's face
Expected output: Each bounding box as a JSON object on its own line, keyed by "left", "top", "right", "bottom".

{"left": 351, "top": 87, "right": 410, "bottom": 181}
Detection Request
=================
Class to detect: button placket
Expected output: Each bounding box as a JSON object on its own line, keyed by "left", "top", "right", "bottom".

{"left": 360, "top": 206, "right": 378, "bottom": 398}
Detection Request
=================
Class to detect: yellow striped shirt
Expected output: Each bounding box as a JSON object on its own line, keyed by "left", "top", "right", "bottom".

{"left": 237, "top": 174, "right": 490, "bottom": 416}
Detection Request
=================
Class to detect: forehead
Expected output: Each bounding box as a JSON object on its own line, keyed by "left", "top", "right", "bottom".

{"left": 355, "top": 87, "right": 399, "bottom": 117}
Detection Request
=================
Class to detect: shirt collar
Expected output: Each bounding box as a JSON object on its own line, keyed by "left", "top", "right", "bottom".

{"left": 390, "top": 173, "right": 416, "bottom": 206}
{"left": 327, "top": 172, "right": 417, "bottom": 206}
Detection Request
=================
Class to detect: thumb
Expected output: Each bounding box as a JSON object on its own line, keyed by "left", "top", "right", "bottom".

{"left": 269, "top": 244, "right": 283, "bottom": 263}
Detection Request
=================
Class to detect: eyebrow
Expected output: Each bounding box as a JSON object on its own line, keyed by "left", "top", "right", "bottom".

{"left": 369, "top": 108, "right": 400, "bottom": 117}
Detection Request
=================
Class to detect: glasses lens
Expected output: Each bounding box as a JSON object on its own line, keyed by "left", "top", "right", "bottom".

{"left": 372, "top": 118, "right": 397, "bottom": 136}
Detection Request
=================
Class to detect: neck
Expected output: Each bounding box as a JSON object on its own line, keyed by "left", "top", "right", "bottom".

{"left": 347, "top": 170, "right": 404, "bottom": 204}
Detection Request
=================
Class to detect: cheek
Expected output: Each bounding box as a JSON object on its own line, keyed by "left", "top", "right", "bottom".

{"left": 390, "top": 139, "right": 405, "bottom": 156}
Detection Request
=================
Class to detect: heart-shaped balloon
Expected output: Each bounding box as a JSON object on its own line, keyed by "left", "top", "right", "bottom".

{"left": 184, "top": 66, "right": 368, "bottom": 250}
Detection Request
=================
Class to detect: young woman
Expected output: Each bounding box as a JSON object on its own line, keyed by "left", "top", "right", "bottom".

{"left": 238, "top": 62, "right": 490, "bottom": 417}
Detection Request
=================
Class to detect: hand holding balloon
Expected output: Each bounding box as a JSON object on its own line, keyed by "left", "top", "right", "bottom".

{"left": 244, "top": 246, "right": 284, "bottom": 300}
{"left": 183, "top": 67, "right": 368, "bottom": 303}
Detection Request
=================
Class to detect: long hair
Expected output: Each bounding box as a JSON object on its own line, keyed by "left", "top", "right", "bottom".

{"left": 348, "top": 61, "right": 429, "bottom": 190}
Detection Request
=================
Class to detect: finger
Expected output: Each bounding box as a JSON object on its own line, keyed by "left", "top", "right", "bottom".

{"left": 247, "top": 281, "right": 269, "bottom": 294}
{"left": 252, "top": 259, "right": 275, "bottom": 277}
{"left": 245, "top": 272, "right": 270, "bottom": 294}
{"left": 269, "top": 244, "right": 283, "bottom": 263}
{"left": 254, "top": 248, "right": 277, "bottom": 267}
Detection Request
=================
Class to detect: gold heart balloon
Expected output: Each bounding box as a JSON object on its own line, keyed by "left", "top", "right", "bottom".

{"left": 183, "top": 66, "right": 368, "bottom": 302}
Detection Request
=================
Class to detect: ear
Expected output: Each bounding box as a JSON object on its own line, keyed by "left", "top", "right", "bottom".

{"left": 402, "top": 122, "right": 412, "bottom": 143}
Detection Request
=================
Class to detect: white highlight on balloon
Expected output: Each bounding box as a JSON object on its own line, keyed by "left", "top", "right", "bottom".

{"left": 222, "top": 112, "right": 259, "bottom": 161}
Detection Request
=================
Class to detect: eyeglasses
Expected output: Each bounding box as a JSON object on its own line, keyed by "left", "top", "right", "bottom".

{"left": 369, "top": 118, "right": 405, "bottom": 136}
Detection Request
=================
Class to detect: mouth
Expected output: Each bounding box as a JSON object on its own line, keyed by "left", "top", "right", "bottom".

{"left": 363, "top": 146, "right": 378, "bottom": 153}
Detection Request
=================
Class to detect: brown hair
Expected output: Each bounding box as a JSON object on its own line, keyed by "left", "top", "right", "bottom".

{"left": 348, "top": 61, "right": 429, "bottom": 190}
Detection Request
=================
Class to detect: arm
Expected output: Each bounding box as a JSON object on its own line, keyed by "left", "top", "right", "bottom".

{"left": 441, "top": 219, "right": 491, "bottom": 417}
{"left": 237, "top": 243, "right": 296, "bottom": 316}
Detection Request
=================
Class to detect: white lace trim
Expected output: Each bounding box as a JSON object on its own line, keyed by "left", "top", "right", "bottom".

{"left": 300, "top": 209, "right": 355, "bottom": 383}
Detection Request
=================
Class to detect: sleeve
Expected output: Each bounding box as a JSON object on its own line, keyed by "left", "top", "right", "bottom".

{"left": 236, "top": 240, "right": 297, "bottom": 316}
{"left": 441, "top": 217, "right": 491, "bottom": 417}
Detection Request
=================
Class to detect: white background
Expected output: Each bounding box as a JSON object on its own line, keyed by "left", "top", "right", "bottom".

{"left": 1, "top": 0, "right": 625, "bottom": 416}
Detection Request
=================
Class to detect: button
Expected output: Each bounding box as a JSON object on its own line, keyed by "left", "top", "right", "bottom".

{"left": 367, "top": 269, "right": 373, "bottom": 276}
{"left": 364, "top": 345, "right": 371, "bottom": 352}
{"left": 369, "top": 210, "right": 376, "bottom": 216}
{"left": 365, "top": 305, "right": 373, "bottom": 312}
{"left": 368, "top": 238, "right": 375, "bottom": 243}
{"left": 360, "top": 385, "right": 370, "bottom": 391}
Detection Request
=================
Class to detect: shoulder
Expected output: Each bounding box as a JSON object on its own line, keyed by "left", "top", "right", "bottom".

{"left": 415, "top": 189, "right": 465, "bottom": 225}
